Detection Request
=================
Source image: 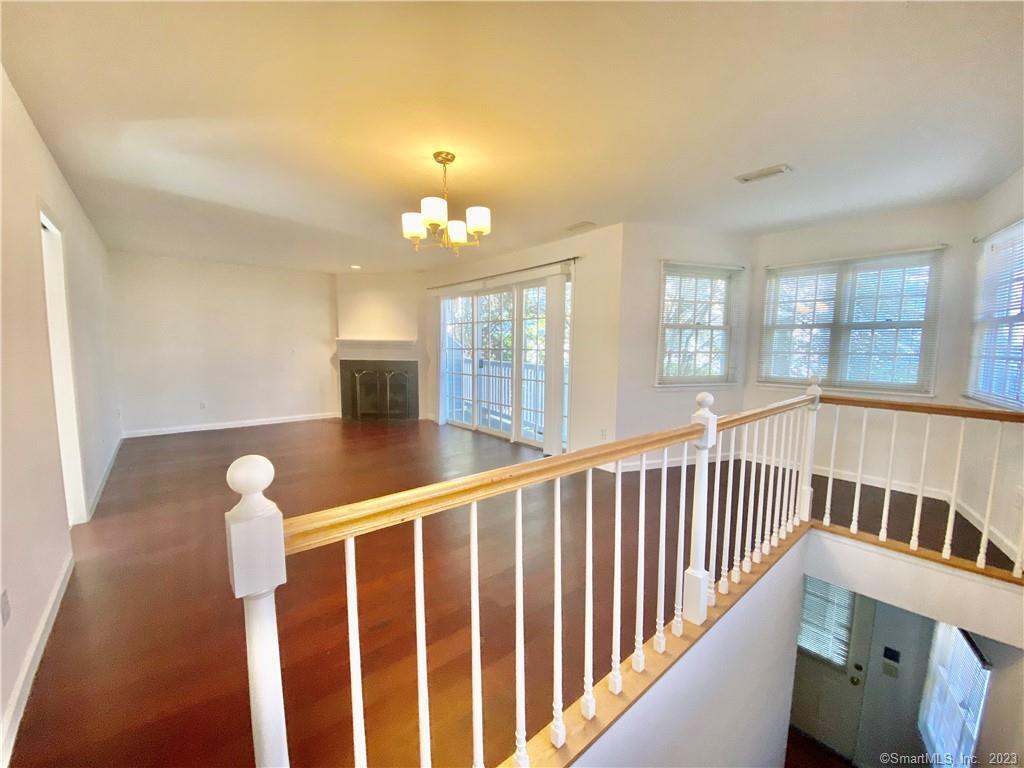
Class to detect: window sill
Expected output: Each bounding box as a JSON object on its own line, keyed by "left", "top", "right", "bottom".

{"left": 755, "top": 381, "right": 937, "bottom": 399}
{"left": 654, "top": 381, "right": 739, "bottom": 391}
{"left": 959, "top": 391, "right": 1024, "bottom": 412}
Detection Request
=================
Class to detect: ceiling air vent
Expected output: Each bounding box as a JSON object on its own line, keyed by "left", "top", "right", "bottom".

{"left": 735, "top": 164, "right": 793, "bottom": 184}
{"left": 566, "top": 221, "right": 597, "bottom": 233}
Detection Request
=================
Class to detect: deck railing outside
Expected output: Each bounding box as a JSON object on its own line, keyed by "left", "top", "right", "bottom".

{"left": 223, "top": 377, "right": 1024, "bottom": 768}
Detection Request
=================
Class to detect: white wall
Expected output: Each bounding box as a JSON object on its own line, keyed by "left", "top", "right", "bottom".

{"left": 577, "top": 536, "right": 807, "bottom": 767}
{"left": 616, "top": 223, "right": 751, "bottom": 440}
{"left": 113, "top": 252, "right": 339, "bottom": 435}
{"left": 422, "top": 224, "right": 625, "bottom": 450}
{"left": 1, "top": 70, "right": 120, "bottom": 761}
{"left": 804, "top": 529, "right": 1023, "bottom": 649}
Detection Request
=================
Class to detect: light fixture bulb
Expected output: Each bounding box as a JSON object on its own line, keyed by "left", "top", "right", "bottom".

{"left": 466, "top": 206, "right": 491, "bottom": 237}
{"left": 448, "top": 220, "right": 468, "bottom": 245}
{"left": 421, "top": 196, "right": 448, "bottom": 229}
{"left": 402, "top": 212, "right": 426, "bottom": 241}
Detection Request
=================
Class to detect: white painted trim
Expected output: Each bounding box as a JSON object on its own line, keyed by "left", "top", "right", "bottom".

{"left": 811, "top": 462, "right": 1018, "bottom": 561}
{"left": 84, "top": 437, "right": 122, "bottom": 523}
{"left": 1, "top": 553, "right": 74, "bottom": 768}
{"left": 123, "top": 412, "right": 341, "bottom": 438}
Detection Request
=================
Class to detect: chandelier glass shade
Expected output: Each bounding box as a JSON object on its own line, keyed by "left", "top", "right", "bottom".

{"left": 402, "top": 151, "right": 490, "bottom": 254}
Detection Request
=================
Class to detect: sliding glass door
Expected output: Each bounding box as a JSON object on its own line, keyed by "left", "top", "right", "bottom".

{"left": 474, "top": 290, "right": 514, "bottom": 436}
{"left": 440, "top": 276, "right": 570, "bottom": 451}
{"left": 519, "top": 284, "right": 546, "bottom": 445}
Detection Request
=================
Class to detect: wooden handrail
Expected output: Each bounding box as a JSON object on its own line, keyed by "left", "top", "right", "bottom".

{"left": 283, "top": 394, "right": 818, "bottom": 555}
{"left": 820, "top": 394, "right": 1024, "bottom": 423}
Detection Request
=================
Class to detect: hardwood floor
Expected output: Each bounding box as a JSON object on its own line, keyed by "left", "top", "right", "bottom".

{"left": 11, "top": 418, "right": 1015, "bottom": 767}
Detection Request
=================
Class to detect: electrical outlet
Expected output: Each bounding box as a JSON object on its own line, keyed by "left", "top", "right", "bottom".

{"left": 600, "top": 428, "right": 608, "bottom": 441}
{"left": 1, "top": 590, "right": 11, "bottom": 627}
{"left": 199, "top": 401, "right": 207, "bottom": 411}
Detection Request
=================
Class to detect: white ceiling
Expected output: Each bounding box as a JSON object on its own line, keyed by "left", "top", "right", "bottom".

{"left": 3, "top": 2, "right": 1022, "bottom": 273}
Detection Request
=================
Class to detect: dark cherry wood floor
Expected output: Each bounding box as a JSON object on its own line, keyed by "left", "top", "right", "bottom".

{"left": 785, "top": 727, "right": 853, "bottom": 768}
{"left": 11, "top": 419, "right": 1013, "bottom": 767}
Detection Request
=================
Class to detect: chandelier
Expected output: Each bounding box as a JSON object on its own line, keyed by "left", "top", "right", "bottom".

{"left": 401, "top": 151, "right": 491, "bottom": 255}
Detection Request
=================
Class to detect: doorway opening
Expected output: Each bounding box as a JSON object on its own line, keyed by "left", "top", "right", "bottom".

{"left": 40, "top": 212, "right": 88, "bottom": 526}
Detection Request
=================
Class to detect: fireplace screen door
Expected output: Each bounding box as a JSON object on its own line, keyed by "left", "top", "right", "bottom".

{"left": 440, "top": 276, "right": 570, "bottom": 451}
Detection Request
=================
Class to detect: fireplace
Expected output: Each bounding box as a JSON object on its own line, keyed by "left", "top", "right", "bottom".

{"left": 339, "top": 359, "right": 419, "bottom": 420}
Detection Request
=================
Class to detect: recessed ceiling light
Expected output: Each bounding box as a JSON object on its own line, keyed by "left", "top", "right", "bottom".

{"left": 350, "top": 265, "right": 362, "bottom": 270}
{"left": 735, "top": 164, "right": 793, "bottom": 184}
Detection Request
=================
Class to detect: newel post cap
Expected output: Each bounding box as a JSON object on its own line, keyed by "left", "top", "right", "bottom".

{"left": 225, "top": 455, "right": 286, "bottom": 598}
{"left": 692, "top": 391, "right": 717, "bottom": 449}
{"left": 806, "top": 375, "right": 823, "bottom": 408}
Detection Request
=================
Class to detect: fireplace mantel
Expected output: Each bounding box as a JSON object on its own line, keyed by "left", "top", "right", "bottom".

{"left": 336, "top": 338, "right": 419, "bottom": 361}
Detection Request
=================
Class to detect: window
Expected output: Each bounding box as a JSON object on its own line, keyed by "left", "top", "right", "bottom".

{"left": 760, "top": 251, "right": 941, "bottom": 392}
{"left": 657, "top": 263, "right": 733, "bottom": 385}
{"left": 797, "top": 576, "right": 854, "bottom": 666}
{"left": 919, "top": 623, "right": 991, "bottom": 763}
{"left": 969, "top": 221, "right": 1024, "bottom": 409}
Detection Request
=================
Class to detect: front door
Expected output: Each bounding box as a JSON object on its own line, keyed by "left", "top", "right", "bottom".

{"left": 791, "top": 591, "right": 876, "bottom": 757}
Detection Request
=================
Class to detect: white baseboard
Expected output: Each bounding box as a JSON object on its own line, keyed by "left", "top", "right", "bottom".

{"left": 123, "top": 411, "right": 341, "bottom": 438}
{"left": 1, "top": 553, "right": 74, "bottom": 768}
{"left": 84, "top": 437, "right": 122, "bottom": 523}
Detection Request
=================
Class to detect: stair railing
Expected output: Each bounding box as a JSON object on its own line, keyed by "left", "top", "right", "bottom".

{"left": 223, "top": 380, "right": 822, "bottom": 768}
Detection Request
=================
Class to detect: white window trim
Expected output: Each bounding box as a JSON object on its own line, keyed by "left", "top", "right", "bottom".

{"left": 758, "top": 250, "right": 943, "bottom": 395}
{"left": 655, "top": 261, "right": 739, "bottom": 387}
{"left": 966, "top": 220, "right": 1024, "bottom": 411}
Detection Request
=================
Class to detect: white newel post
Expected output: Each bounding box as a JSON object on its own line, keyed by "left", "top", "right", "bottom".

{"left": 683, "top": 392, "right": 716, "bottom": 626}
{"left": 225, "top": 455, "right": 289, "bottom": 768}
{"left": 798, "top": 376, "right": 822, "bottom": 523}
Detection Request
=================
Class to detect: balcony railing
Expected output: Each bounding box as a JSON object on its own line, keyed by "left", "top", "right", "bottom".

{"left": 222, "top": 379, "right": 1023, "bottom": 767}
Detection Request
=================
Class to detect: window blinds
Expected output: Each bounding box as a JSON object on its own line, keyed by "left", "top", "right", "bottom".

{"left": 657, "top": 263, "right": 734, "bottom": 385}
{"left": 919, "top": 623, "right": 992, "bottom": 762}
{"left": 760, "top": 251, "right": 942, "bottom": 392}
{"left": 969, "top": 220, "right": 1024, "bottom": 409}
{"left": 797, "top": 576, "right": 855, "bottom": 666}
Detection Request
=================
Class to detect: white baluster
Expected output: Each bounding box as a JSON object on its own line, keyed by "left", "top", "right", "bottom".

{"left": 225, "top": 455, "right": 289, "bottom": 768}
{"left": 469, "top": 502, "right": 485, "bottom": 767}
{"left": 753, "top": 418, "right": 768, "bottom": 564}
{"left": 777, "top": 412, "right": 791, "bottom": 542}
{"left": 707, "top": 435, "right": 723, "bottom": 607}
{"left": 581, "top": 470, "right": 596, "bottom": 719}
{"left": 823, "top": 405, "right": 840, "bottom": 527}
{"left": 765, "top": 414, "right": 780, "bottom": 551}
{"left": 879, "top": 412, "right": 898, "bottom": 542}
{"left": 683, "top": 392, "right": 716, "bottom": 626}
{"left": 797, "top": 376, "right": 822, "bottom": 523}
{"left": 744, "top": 420, "right": 760, "bottom": 572}
{"left": 720, "top": 429, "right": 736, "bottom": 594}
{"left": 414, "top": 518, "right": 432, "bottom": 767}
{"left": 851, "top": 408, "right": 868, "bottom": 535}
{"left": 632, "top": 453, "right": 647, "bottom": 672}
{"left": 976, "top": 423, "right": 1004, "bottom": 570}
{"left": 909, "top": 415, "right": 932, "bottom": 551}
{"left": 672, "top": 443, "right": 689, "bottom": 637}
{"left": 654, "top": 447, "right": 669, "bottom": 653}
{"left": 610, "top": 461, "right": 623, "bottom": 693}
{"left": 1014, "top": 425, "right": 1024, "bottom": 579}
{"left": 733, "top": 424, "right": 749, "bottom": 582}
{"left": 550, "top": 479, "right": 566, "bottom": 747}
{"left": 346, "top": 537, "right": 368, "bottom": 768}
{"left": 788, "top": 409, "right": 804, "bottom": 531}
{"left": 941, "top": 420, "right": 966, "bottom": 560}
{"left": 514, "top": 488, "right": 529, "bottom": 767}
